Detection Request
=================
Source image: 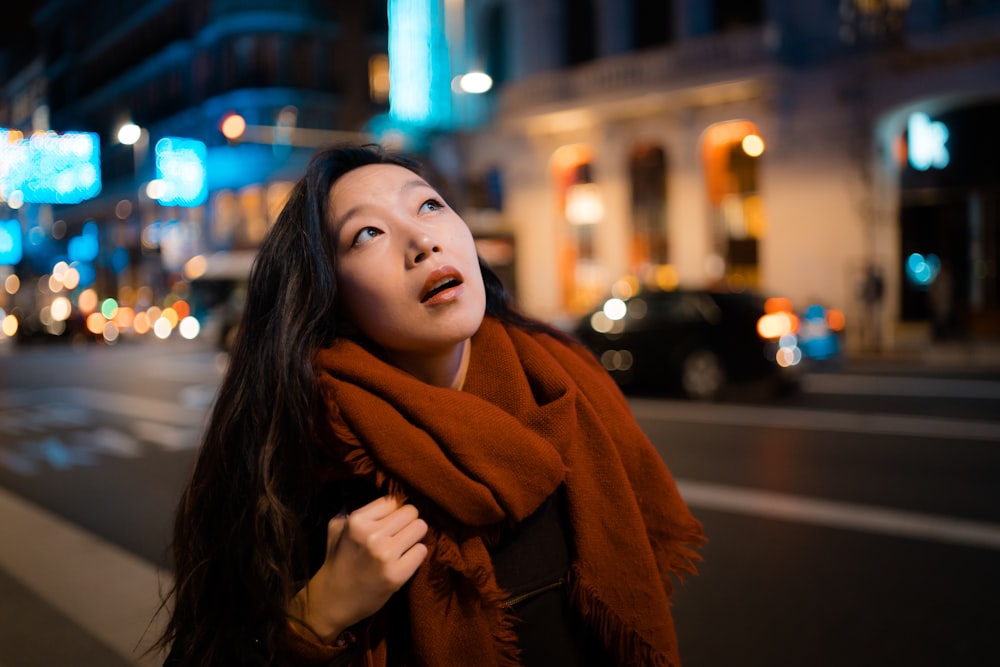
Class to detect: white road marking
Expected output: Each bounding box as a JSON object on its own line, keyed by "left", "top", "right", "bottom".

{"left": 133, "top": 420, "right": 200, "bottom": 451}
{"left": 65, "top": 387, "right": 207, "bottom": 425}
{"left": 628, "top": 398, "right": 1000, "bottom": 442}
{"left": 802, "top": 373, "right": 1000, "bottom": 400}
{"left": 0, "top": 486, "right": 166, "bottom": 666}
{"left": 677, "top": 478, "right": 1000, "bottom": 551}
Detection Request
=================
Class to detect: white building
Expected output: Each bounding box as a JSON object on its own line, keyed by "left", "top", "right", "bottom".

{"left": 441, "top": 0, "right": 1000, "bottom": 352}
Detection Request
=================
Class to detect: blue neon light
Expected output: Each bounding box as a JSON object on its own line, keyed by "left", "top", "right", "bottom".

{"left": 906, "top": 252, "right": 940, "bottom": 286}
{"left": 155, "top": 137, "right": 208, "bottom": 207}
{"left": 388, "top": 0, "right": 450, "bottom": 126}
{"left": 0, "top": 129, "right": 102, "bottom": 204}
{"left": 0, "top": 219, "right": 23, "bottom": 265}
{"left": 908, "top": 113, "right": 950, "bottom": 171}
{"left": 68, "top": 221, "right": 100, "bottom": 263}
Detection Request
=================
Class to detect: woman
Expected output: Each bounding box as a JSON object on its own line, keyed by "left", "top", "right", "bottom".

{"left": 159, "top": 144, "right": 704, "bottom": 666}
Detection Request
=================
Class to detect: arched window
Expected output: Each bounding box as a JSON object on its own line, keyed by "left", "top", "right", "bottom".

{"left": 629, "top": 144, "right": 670, "bottom": 278}
{"left": 702, "top": 120, "right": 766, "bottom": 287}
{"left": 552, "top": 144, "right": 604, "bottom": 313}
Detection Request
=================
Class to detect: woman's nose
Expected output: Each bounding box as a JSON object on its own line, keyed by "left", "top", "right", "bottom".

{"left": 407, "top": 234, "right": 441, "bottom": 267}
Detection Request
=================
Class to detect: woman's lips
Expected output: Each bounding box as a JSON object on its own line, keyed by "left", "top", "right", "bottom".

{"left": 420, "top": 266, "right": 465, "bottom": 305}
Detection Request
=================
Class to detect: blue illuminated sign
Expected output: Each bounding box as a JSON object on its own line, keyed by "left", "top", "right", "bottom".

{"left": 67, "top": 221, "right": 100, "bottom": 263}
{"left": 0, "top": 219, "right": 23, "bottom": 265}
{"left": 0, "top": 129, "right": 102, "bottom": 204}
{"left": 908, "top": 113, "right": 950, "bottom": 171}
{"left": 155, "top": 137, "right": 207, "bottom": 206}
{"left": 388, "top": 0, "right": 450, "bottom": 127}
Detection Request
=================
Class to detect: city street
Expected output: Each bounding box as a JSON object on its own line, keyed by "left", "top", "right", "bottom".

{"left": 1, "top": 337, "right": 999, "bottom": 666}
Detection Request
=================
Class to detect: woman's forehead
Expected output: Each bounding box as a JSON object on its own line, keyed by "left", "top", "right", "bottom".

{"left": 335, "top": 164, "right": 426, "bottom": 195}
{"left": 329, "top": 163, "right": 432, "bottom": 227}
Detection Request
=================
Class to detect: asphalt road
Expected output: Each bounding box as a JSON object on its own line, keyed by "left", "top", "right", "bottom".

{"left": 1, "top": 336, "right": 998, "bottom": 666}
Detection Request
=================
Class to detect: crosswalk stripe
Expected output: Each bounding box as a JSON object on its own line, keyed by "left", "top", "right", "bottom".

{"left": 677, "top": 478, "right": 1000, "bottom": 551}
{"left": 0, "top": 486, "right": 165, "bottom": 666}
{"left": 628, "top": 398, "right": 1000, "bottom": 442}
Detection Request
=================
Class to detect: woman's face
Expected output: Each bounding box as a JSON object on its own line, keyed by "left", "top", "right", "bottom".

{"left": 329, "top": 163, "right": 486, "bottom": 356}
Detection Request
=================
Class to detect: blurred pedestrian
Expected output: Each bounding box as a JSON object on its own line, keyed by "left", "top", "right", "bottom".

{"left": 156, "top": 144, "right": 704, "bottom": 666}
{"left": 858, "top": 262, "right": 884, "bottom": 352}
{"left": 928, "top": 259, "right": 954, "bottom": 340}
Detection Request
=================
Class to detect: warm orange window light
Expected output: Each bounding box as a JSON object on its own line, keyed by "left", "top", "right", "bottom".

{"left": 764, "top": 296, "right": 793, "bottom": 313}
{"left": 702, "top": 120, "right": 762, "bottom": 206}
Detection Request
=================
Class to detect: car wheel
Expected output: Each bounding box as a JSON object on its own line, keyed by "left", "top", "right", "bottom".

{"left": 680, "top": 348, "right": 726, "bottom": 400}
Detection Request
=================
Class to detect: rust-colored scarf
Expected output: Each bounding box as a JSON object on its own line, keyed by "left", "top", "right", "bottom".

{"left": 310, "top": 316, "right": 703, "bottom": 666}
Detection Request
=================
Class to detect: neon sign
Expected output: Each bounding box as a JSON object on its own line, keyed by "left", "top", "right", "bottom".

{"left": 154, "top": 137, "right": 207, "bottom": 207}
{"left": 907, "top": 112, "right": 949, "bottom": 171}
{"left": 388, "top": 0, "right": 449, "bottom": 126}
{"left": 0, "top": 129, "right": 101, "bottom": 204}
{"left": 0, "top": 219, "right": 22, "bottom": 265}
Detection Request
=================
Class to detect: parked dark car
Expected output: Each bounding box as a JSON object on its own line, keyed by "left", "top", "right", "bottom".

{"left": 573, "top": 286, "right": 801, "bottom": 400}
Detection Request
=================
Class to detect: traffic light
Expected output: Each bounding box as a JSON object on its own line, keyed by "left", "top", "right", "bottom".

{"left": 220, "top": 113, "right": 247, "bottom": 141}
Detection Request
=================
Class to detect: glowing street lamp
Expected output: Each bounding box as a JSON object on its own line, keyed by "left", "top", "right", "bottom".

{"left": 117, "top": 121, "right": 148, "bottom": 178}
{"left": 456, "top": 71, "right": 493, "bottom": 94}
{"left": 117, "top": 123, "right": 142, "bottom": 145}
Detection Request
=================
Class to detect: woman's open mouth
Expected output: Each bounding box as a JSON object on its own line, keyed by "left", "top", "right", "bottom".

{"left": 421, "top": 266, "right": 465, "bottom": 304}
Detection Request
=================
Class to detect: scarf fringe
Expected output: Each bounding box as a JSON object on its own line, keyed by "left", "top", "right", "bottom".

{"left": 431, "top": 530, "right": 522, "bottom": 667}
{"left": 568, "top": 564, "right": 678, "bottom": 667}
{"left": 659, "top": 536, "right": 707, "bottom": 595}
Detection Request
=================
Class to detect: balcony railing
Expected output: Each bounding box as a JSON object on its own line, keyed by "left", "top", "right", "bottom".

{"left": 499, "top": 27, "right": 776, "bottom": 117}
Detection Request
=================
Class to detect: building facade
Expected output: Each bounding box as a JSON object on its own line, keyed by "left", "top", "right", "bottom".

{"left": 453, "top": 0, "right": 1000, "bottom": 351}
{"left": 1, "top": 0, "right": 388, "bottom": 341}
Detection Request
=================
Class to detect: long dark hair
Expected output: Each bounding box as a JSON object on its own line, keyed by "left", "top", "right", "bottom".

{"left": 157, "top": 144, "right": 546, "bottom": 665}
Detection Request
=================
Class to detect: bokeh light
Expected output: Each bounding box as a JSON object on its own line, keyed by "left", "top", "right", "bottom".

{"left": 603, "top": 298, "right": 628, "bottom": 321}
{"left": 179, "top": 316, "right": 200, "bottom": 339}
{"left": 78, "top": 288, "right": 98, "bottom": 314}
{"left": 153, "top": 316, "right": 173, "bottom": 339}
{"left": 101, "top": 297, "right": 119, "bottom": 319}
{"left": 221, "top": 113, "right": 247, "bottom": 140}
{"left": 2, "top": 313, "right": 18, "bottom": 337}
{"left": 133, "top": 311, "right": 151, "bottom": 335}
{"left": 86, "top": 312, "right": 106, "bottom": 334}
{"left": 50, "top": 296, "right": 72, "bottom": 322}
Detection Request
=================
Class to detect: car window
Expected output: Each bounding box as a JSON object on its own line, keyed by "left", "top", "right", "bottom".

{"left": 638, "top": 292, "right": 716, "bottom": 326}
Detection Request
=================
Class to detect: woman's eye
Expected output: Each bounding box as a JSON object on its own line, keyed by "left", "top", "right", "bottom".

{"left": 419, "top": 199, "right": 443, "bottom": 214}
{"left": 352, "top": 227, "right": 381, "bottom": 246}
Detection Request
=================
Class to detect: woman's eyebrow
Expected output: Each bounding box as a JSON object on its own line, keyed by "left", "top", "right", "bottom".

{"left": 332, "top": 178, "right": 431, "bottom": 231}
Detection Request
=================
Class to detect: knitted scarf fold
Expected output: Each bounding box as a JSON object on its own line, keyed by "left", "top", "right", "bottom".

{"left": 313, "top": 317, "right": 704, "bottom": 667}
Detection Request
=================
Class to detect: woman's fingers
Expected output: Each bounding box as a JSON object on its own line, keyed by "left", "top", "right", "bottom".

{"left": 351, "top": 494, "right": 404, "bottom": 520}
{"left": 305, "top": 496, "right": 429, "bottom": 635}
{"left": 335, "top": 496, "right": 428, "bottom": 565}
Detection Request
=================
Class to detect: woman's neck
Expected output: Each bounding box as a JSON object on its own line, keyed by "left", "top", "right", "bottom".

{"left": 384, "top": 339, "right": 471, "bottom": 389}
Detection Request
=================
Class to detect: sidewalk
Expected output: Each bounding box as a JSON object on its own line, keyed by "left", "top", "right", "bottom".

{"left": 0, "top": 486, "right": 166, "bottom": 667}
{"left": 841, "top": 338, "right": 1000, "bottom": 377}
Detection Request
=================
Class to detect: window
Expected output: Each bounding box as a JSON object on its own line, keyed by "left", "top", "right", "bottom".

{"left": 629, "top": 144, "right": 670, "bottom": 271}
{"left": 702, "top": 120, "right": 767, "bottom": 287}
{"left": 565, "top": 0, "right": 597, "bottom": 66}
{"left": 712, "top": 0, "right": 764, "bottom": 32}
{"left": 632, "top": 0, "right": 673, "bottom": 49}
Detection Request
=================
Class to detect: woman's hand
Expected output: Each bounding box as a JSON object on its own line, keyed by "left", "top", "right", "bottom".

{"left": 289, "top": 495, "right": 429, "bottom": 643}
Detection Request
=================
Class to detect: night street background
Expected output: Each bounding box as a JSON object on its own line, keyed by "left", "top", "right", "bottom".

{"left": 2, "top": 337, "right": 999, "bottom": 666}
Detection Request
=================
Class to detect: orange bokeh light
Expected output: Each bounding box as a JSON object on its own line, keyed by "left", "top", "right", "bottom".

{"left": 221, "top": 113, "right": 247, "bottom": 140}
